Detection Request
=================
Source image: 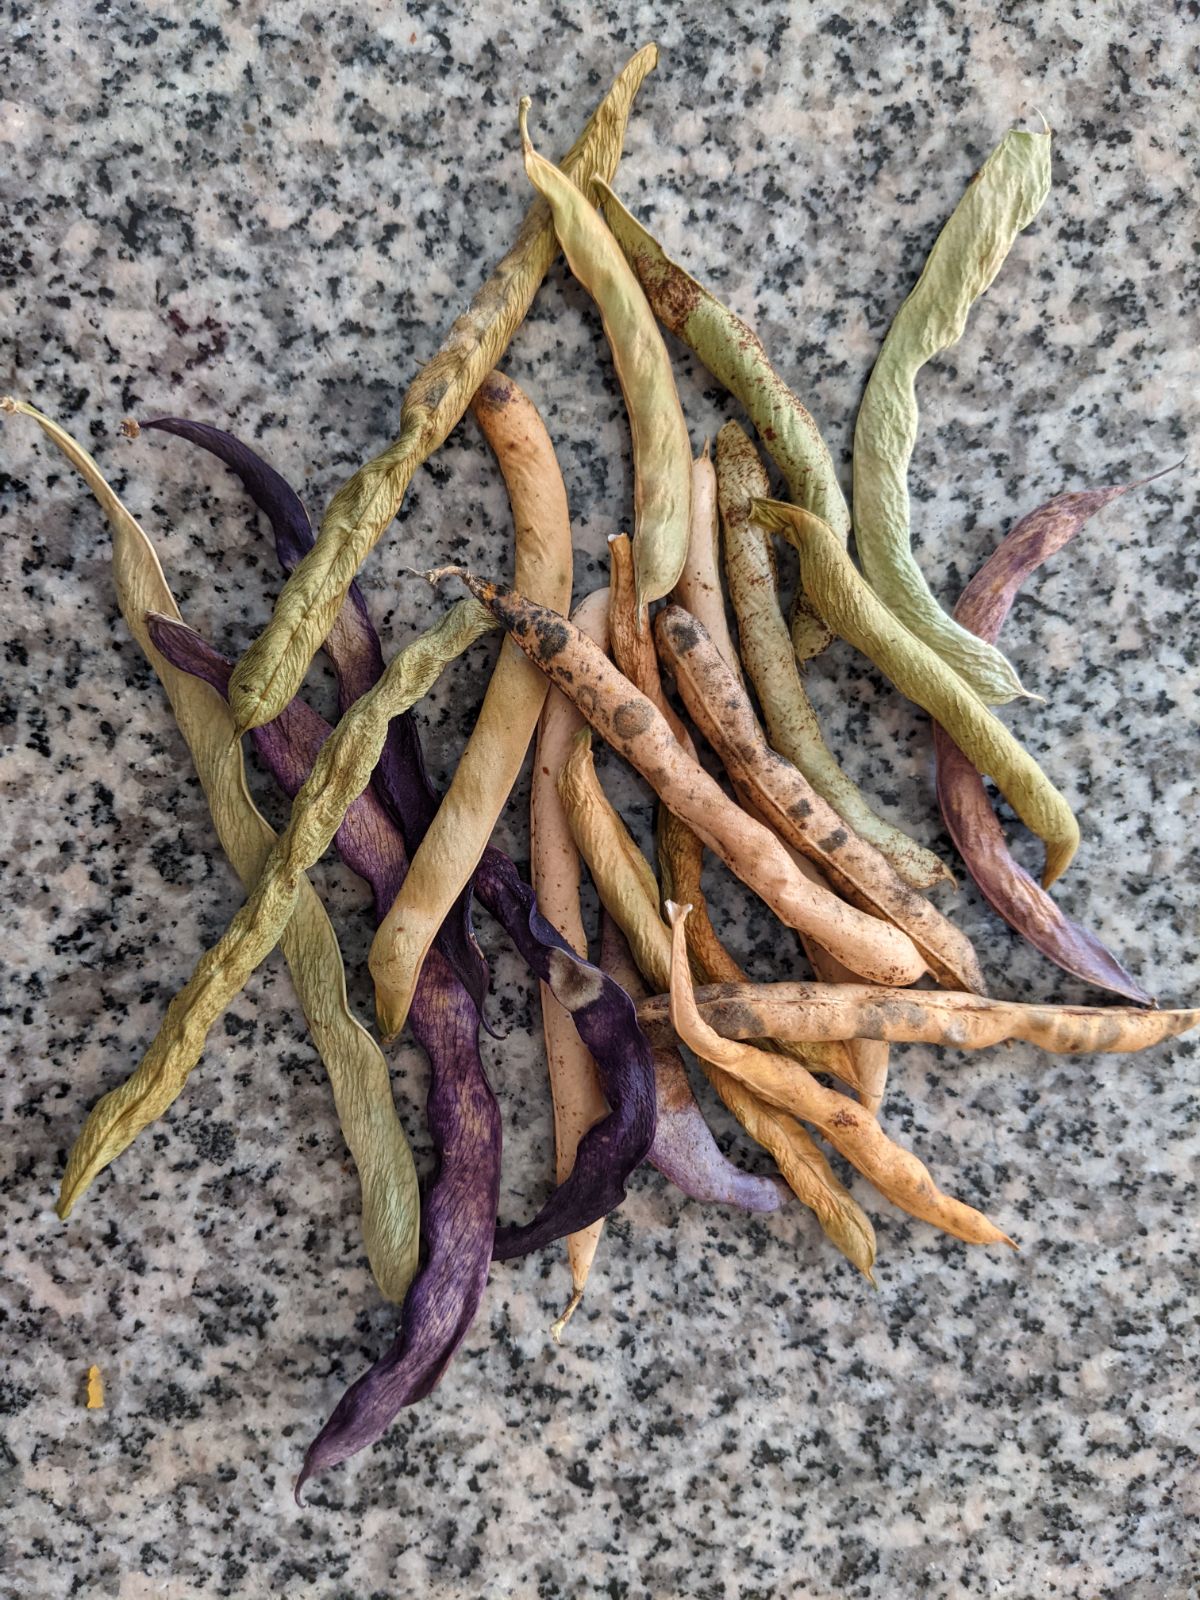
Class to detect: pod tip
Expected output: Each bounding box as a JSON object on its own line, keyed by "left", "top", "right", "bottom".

{"left": 0, "top": 395, "right": 17, "bottom": 415}
{"left": 550, "top": 1287, "right": 584, "bottom": 1343}
{"left": 120, "top": 416, "right": 140, "bottom": 439}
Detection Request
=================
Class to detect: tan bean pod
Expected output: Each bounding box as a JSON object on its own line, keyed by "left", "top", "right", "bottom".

{"left": 664, "top": 906, "right": 1013, "bottom": 1249}
{"left": 433, "top": 567, "right": 928, "bottom": 988}
{"left": 654, "top": 603, "right": 984, "bottom": 994}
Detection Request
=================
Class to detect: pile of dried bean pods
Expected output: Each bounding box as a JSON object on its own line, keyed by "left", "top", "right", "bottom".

{"left": 5, "top": 44, "right": 1196, "bottom": 1498}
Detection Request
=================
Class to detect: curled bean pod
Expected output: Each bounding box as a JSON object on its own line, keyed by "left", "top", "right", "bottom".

{"left": 227, "top": 44, "right": 659, "bottom": 734}
{"left": 716, "top": 420, "right": 952, "bottom": 893}
{"left": 935, "top": 479, "right": 1164, "bottom": 1005}
{"left": 369, "top": 370, "right": 573, "bottom": 1041}
{"left": 755, "top": 499, "right": 1081, "bottom": 889}
{"left": 431, "top": 565, "right": 928, "bottom": 986}
{"left": 635, "top": 981, "right": 1200, "bottom": 1056}
{"left": 654, "top": 603, "right": 984, "bottom": 993}
{"left": 597, "top": 181, "right": 845, "bottom": 661}
{"left": 1, "top": 399, "right": 421, "bottom": 1304}
{"left": 57, "top": 598, "right": 498, "bottom": 1218}
{"left": 520, "top": 101, "right": 692, "bottom": 613}
{"left": 664, "top": 907, "right": 1013, "bottom": 1250}
{"left": 852, "top": 128, "right": 1051, "bottom": 704}
{"left": 557, "top": 736, "right": 874, "bottom": 1274}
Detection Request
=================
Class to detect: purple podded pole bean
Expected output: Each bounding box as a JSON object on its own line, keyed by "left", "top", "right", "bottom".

{"left": 934, "top": 473, "right": 1175, "bottom": 1005}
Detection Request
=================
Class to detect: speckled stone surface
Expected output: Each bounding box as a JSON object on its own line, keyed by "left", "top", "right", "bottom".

{"left": 2, "top": 5, "right": 1198, "bottom": 1597}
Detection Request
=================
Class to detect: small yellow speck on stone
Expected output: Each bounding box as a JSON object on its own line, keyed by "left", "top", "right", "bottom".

{"left": 85, "top": 1365, "right": 104, "bottom": 1409}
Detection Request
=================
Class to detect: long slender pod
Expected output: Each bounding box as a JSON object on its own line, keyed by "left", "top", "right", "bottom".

{"left": 430, "top": 567, "right": 928, "bottom": 986}
{"left": 935, "top": 480, "right": 1161, "bottom": 1003}
{"left": 755, "top": 500, "right": 1080, "bottom": 889}
{"left": 1, "top": 399, "right": 420, "bottom": 1303}
{"left": 369, "top": 371, "right": 573, "bottom": 1040}
{"left": 716, "top": 420, "right": 951, "bottom": 891}
{"left": 851, "top": 127, "right": 1052, "bottom": 703}
{"left": 227, "top": 45, "right": 659, "bottom": 734}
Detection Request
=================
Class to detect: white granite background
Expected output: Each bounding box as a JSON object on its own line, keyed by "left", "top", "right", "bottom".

{"left": 2, "top": 3, "right": 1198, "bottom": 1597}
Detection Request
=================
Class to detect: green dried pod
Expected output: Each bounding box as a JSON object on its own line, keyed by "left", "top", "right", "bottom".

{"left": 56, "top": 596, "right": 497, "bottom": 1218}
{"left": 717, "top": 421, "right": 952, "bottom": 892}
{"left": 598, "top": 182, "right": 847, "bottom": 660}
{"left": 226, "top": 44, "right": 658, "bottom": 734}
{"left": 755, "top": 498, "right": 1080, "bottom": 888}
{"left": 1, "top": 399, "right": 419, "bottom": 1303}
{"left": 521, "top": 103, "right": 691, "bottom": 613}
{"left": 852, "top": 128, "right": 1051, "bottom": 704}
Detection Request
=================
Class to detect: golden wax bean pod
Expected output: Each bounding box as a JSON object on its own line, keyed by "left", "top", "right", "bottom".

{"left": 369, "top": 371, "right": 573, "bottom": 1041}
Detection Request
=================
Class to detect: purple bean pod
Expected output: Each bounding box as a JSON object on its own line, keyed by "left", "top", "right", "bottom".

{"left": 935, "top": 476, "right": 1170, "bottom": 1005}
{"left": 145, "top": 613, "right": 502, "bottom": 1495}
{"left": 139, "top": 416, "right": 489, "bottom": 1018}
{"left": 599, "top": 915, "right": 783, "bottom": 1213}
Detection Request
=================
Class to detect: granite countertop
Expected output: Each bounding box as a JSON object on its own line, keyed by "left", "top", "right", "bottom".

{"left": 2, "top": 5, "right": 1197, "bottom": 1597}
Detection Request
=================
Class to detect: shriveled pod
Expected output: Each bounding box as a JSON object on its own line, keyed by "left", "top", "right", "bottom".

{"left": 755, "top": 499, "right": 1081, "bottom": 889}
{"left": 716, "top": 420, "right": 952, "bottom": 893}
{"left": 227, "top": 44, "right": 659, "bottom": 736}
{"left": 852, "top": 126, "right": 1051, "bottom": 704}
{"left": 57, "top": 598, "right": 499, "bottom": 1218}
